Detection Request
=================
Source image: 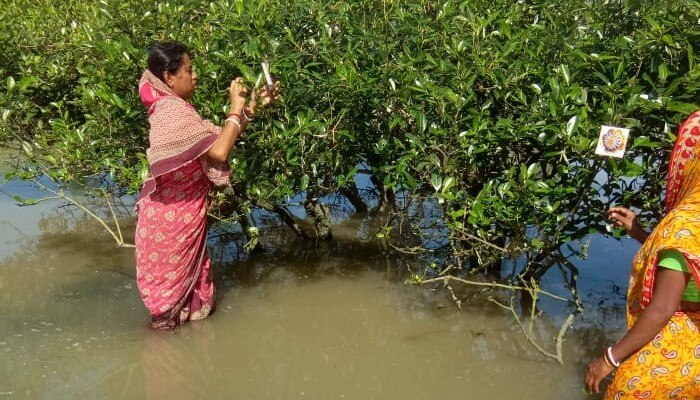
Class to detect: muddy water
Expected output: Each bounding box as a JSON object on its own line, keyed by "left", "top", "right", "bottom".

{"left": 0, "top": 177, "right": 635, "bottom": 399}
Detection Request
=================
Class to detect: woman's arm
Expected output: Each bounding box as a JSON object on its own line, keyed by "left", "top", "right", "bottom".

{"left": 609, "top": 268, "right": 688, "bottom": 360}
{"left": 584, "top": 268, "right": 689, "bottom": 394}
{"left": 207, "top": 117, "right": 246, "bottom": 163}
{"left": 208, "top": 78, "right": 249, "bottom": 163}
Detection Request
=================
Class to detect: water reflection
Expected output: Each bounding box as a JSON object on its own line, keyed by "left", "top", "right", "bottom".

{"left": 0, "top": 188, "right": 638, "bottom": 399}
{"left": 139, "top": 327, "right": 216, "bottom": 400}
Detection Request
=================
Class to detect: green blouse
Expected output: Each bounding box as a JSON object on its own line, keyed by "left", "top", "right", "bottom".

{"left": 658, "top": 249, "right": 700, "bottom": 302}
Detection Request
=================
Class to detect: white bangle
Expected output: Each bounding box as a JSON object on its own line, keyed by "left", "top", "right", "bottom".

{"left": 605, "top": 346, "right": 620, "bottom": 367}
{"left": 242, "top": 108, "right": 253, "bottom": 122}
{"left": 226, "top": 117, "right": 241, "bottom": 130}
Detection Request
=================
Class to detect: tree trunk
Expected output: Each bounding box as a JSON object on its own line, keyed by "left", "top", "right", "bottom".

{"left": 304, "top": 198, "right": 333, "bottom": 240}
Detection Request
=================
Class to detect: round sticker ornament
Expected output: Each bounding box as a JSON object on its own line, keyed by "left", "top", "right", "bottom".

{"left": 602, "top": 128, "right": 625, "bottom": 151}
{"left": 595, "top": 125, "right": 630, "bottom": 158}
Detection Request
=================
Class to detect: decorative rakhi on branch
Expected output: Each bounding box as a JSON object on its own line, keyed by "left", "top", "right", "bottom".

{"left": 595, "top": 125, "right": 630, "bottom": 159}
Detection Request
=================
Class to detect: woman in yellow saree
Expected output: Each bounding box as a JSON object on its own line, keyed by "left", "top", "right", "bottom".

{"left": 585, "top": 110, "right": 700, "bottom": 398}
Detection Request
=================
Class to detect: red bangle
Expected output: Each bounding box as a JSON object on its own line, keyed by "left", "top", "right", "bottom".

{"left": 227, "top": 112, "right": 242, "bottom": 122}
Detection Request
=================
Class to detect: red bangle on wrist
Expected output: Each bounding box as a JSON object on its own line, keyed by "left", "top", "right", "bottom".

{"left": 227, "top": 112, "right": 243, "bottom": 121}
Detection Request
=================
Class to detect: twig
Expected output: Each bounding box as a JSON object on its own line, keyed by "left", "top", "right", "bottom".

{"left": 449, "top": 230, "right": 508, "bottom": 252}
{"left": 444, "top": 282, "right": 462, "bottom": 309}
{"left": 528, "top": 279, "right": 538, "bottom": 335}
{"left": 101, "top": 188, "right": 125, "bottom": 245}
{"left": 387, "top": 241, "right": 432, "bottom": 255}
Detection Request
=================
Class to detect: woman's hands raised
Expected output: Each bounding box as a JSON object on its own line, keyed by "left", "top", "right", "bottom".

{"left": 227, "top": 77, "right": 280, "bottom": 118}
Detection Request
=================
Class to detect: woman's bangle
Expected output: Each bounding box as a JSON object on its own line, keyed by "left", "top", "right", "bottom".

{"left": 605, "top": 346, "right": 620, "bottom": 368}
{"left": 602, "top": 353, "right": 613, "bottom": 368}
{"left": 242, "top": 108, "right": 254, "bottom": 122}
{"left": 227, "top": 112, "right": 242, "bottom": 121}
{"left": 225, "top": 117, "right": 241, "bottom": 130}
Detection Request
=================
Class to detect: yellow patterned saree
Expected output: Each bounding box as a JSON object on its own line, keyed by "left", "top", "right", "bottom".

{"left": 604, "top": 111, "right": 700, "bottom": 399}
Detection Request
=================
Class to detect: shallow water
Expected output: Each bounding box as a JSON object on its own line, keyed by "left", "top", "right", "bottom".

{"left": 0, "top": 174, "right": 637, "bottom": 399}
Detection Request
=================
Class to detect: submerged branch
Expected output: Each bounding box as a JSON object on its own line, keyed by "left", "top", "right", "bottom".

{"left": 254, "top": 199, "right": 310, "bottom": 239}
{"left": 30, "top": 180, "right": 135, "bottom": 248}
{"left": 418, "top": 275, "right": 567, "bottom": 302}
{"left": 418, "top": 271, "right": 576, "bottom": 363}
{"left": 490, "top": 296, "right": 574, "bottom": 364}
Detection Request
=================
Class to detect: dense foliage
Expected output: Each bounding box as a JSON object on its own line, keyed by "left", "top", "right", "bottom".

{"left": 2, "top": 0, "right": 699, "bottom": 324}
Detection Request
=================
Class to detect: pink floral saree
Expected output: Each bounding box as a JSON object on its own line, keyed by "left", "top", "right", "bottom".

{"left": 135, "top": 160, "right": 214, "bottom": 329}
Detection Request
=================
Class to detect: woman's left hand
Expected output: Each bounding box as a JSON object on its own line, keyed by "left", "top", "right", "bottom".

{"left": 246, "top": 81, "right": 280, "bottom": 118}
{"left": 584, "top": 357, "right": 614, "bottom": 394}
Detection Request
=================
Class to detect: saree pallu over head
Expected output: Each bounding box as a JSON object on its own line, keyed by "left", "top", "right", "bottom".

{"left": 606, "top": 110, "right": 700, "bottom": 399}
{"left": 137, "top": 69, "right": 230, "bottom": 203}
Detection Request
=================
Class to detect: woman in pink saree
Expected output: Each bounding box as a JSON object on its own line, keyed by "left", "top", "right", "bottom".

{"left": 135, "top": 42, "right": 277, "bottom": 330}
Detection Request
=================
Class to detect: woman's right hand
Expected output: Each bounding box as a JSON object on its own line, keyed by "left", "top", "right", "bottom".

{"left": 608, "top": 206, "right": 649, "bottom": 243}
{"left": 229, "top": 77, "right": 248, "bottom": 114}
{"left": 584, "top": 356, "right": 615, "bottom": 395}
{"left": 608, "top": 207, "right": 637, "bottom": 232}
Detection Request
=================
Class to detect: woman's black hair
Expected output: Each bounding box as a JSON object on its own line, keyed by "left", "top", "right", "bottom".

{"left": 147, "top": 41, "right": 192, "bottom": 82}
